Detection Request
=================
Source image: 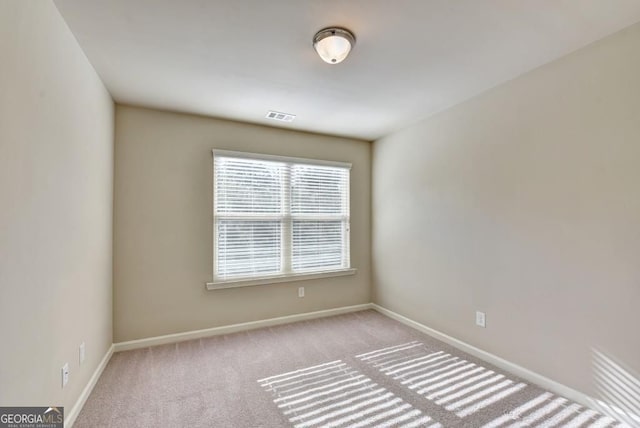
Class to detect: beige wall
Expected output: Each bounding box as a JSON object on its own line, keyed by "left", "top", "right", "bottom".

{"left": 0, "top": 0, "right": 114, "bottom": 412}
{"left": 113, "top": 105, "right": 371, "bottom": 342}
{"left": 372, "top": 23, "right": 640, "bottom": 401}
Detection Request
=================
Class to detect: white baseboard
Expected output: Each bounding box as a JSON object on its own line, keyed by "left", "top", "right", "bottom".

{"left": 63, "top": 305, "right": 371, "bottom": 424}
{"left": 371, "top": 304, "right": 587, "bottom": 403}
{"left": 371, "top": 304, "right": 639, "bottom": 425}
{"left": 113, "top": 303, "right": 373, "bottom": 352}
{"left": 65, "top": 344, "right": 114, "bottom": 427}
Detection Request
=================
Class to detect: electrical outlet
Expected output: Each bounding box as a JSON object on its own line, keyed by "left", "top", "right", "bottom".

{"left": 61, "top": 363, "right": 69, "bottom": 388}
{"left": 79, "top": 342, "right": 85, "bottom": 365}
{"left": 476, "top": 311, "right": 486, "bottom": 328}
{"left": 298, "top": 287, "right": 305, "bottom": 298}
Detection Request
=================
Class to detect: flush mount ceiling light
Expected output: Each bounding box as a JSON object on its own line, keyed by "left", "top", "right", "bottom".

{"left": 313, "top": 27, "right": 356, "bottom": 64}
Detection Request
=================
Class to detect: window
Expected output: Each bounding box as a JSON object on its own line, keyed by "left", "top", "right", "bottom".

{"left": 209, "top": 150, "right": 353, "bottom": 288}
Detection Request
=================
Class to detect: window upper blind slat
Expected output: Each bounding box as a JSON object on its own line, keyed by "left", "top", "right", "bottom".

{"left": 215, "top": 157, "right": 285, "bottom": 215}
{"left": 291, "top": 164, "right": 349, "bottom": 216}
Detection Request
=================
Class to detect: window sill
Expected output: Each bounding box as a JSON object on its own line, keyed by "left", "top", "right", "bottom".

{"left": 206, "top": 268, "right": 357, "bottom": 291}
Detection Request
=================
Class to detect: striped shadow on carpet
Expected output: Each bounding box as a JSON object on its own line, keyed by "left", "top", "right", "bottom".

{"left": 259, "top": 339, "right": 629, "bottom": 427}
{"left": 352, "top": 341, "right": 626, "bottom": 427}
{"left": 258, "top": 360, "right": 440, "bottom": 428}
{"left": 356, "top": 341, "right": 526, "bottom": 419}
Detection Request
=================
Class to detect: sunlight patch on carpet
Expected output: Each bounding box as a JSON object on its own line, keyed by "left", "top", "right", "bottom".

{"left": 358, "top": 342, "right": 629, "bottom": 427}
{"left": 481, "top": 391, "right": 627, "bottom": 428}
{"left": 357, "top": 342, "right": 526, "bottom": 418}
{"left": 258, "top": 360, "right": 440, "bottom": 428}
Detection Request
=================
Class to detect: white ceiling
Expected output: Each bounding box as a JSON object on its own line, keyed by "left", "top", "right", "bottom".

{"left": 54, "top": 0, "right": 640, "bottom": 140}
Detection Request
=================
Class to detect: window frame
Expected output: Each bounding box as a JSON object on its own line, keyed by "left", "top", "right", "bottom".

{"left": 206, "top": 149, "right": 356, "bottom": 290}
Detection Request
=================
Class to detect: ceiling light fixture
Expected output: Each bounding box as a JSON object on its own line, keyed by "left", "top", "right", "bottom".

{"left": 313, "top": 27, "right": 356, "bottom": 64}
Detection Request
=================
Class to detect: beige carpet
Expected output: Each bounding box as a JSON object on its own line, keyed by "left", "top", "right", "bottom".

{"left": 75, "top": 310, "right": 627, "bottom": 427}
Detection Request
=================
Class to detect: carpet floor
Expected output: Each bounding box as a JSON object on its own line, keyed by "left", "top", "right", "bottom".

{"left": 74, "top": 310, "right": 628, "bottom": 427}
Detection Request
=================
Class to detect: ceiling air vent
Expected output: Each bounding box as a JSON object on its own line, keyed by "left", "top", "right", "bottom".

{"left": 265, "top": 111, "right": 296, "bottom": 123}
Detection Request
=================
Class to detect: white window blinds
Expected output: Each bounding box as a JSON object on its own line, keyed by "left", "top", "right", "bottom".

{"left": 213, "top": 152, "right": 350, "bottom": 283}
{"left": 291, "top": 164, "right": 350, "bottom": 272}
